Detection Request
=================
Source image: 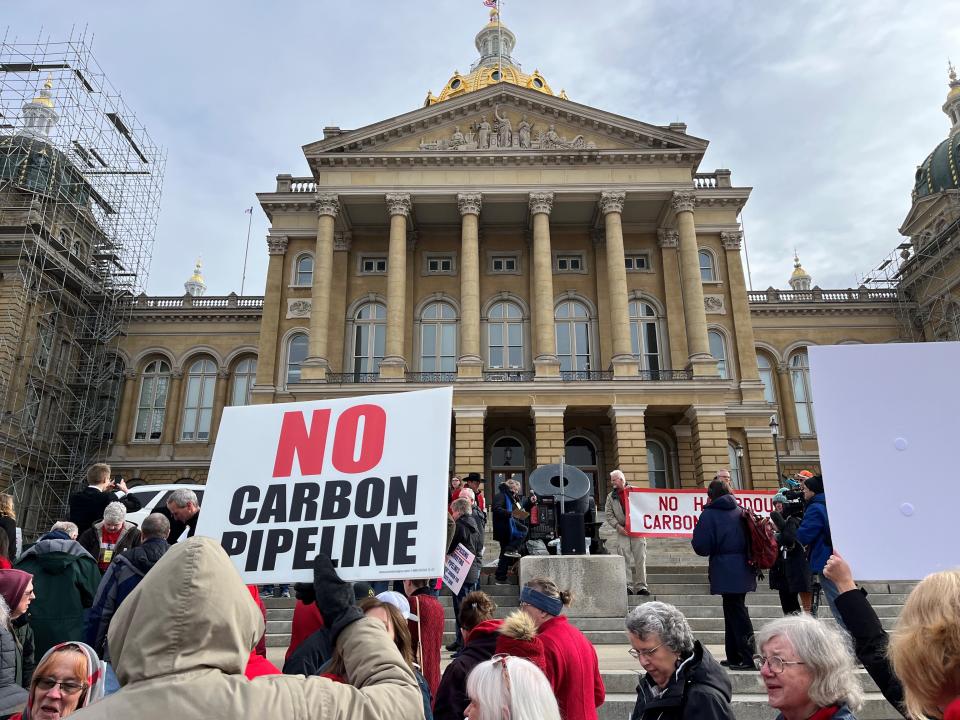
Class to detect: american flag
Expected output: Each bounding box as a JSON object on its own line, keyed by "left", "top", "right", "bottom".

{"left": 483, "top": 0, "right": 497, "bottom": 7}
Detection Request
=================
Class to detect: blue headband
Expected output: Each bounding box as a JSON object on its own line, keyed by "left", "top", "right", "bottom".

{"left": 520, "top": 586, "right": 563, "bottom": 616}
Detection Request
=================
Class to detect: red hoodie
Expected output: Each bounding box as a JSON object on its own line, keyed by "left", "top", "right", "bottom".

{"left": 538, "top": 615, "right": 605, "bottom": 720}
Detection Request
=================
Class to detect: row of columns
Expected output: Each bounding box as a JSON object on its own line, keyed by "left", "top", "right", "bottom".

{"left": 285, "top": 188, "right": 748, "bottom": 383}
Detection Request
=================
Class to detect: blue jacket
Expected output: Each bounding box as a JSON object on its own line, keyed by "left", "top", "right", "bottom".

{"left": 795, "top": 494, "right": 832, "bottom": 573}
{"left": 691, "top": 494, "right": 756, "bottom": 595}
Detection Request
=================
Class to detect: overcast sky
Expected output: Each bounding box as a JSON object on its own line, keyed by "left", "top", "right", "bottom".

{"left": 6, "top": 1, "right": 959, "bottom": 295}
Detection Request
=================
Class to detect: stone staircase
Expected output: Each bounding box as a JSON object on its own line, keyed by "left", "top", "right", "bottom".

{"left": 264, "top": 539, "right": 910, "bottom": 719}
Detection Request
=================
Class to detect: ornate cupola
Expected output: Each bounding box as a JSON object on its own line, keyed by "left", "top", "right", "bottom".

{"left": 184, "top": 258, "right": 206, "bottom": 297}
{"left": 913, "top": 63, "right": 960, "bottom": 199}
{"left": 789, "top": 253, "right": 812, "bottom": 291}
{"left": 21, "top": 74, "right": 59, "bottom": 139}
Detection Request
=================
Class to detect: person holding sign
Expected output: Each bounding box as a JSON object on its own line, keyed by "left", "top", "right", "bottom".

{"left": 603, "top": 470, "right": 649, "bottom": 595}
{"left": 75, "top": 537, "right": 423, "bottom": 720}
{"left": 447, "top": 498, "right": 483, "bottom": 654}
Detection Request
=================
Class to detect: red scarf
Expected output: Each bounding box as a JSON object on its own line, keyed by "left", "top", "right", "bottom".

{"left": 807, "top": 706, "right": 840, "bottom": 720}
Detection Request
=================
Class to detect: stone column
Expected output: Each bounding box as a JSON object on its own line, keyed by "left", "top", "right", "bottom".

{"left": 458, "top": 193, "right": 483, "bottom": 379}
{"left": 302, "top": 194, "right": 339, "bottom": 381}
{"left": 776, "top": 362, "right": 802, "bottom": 454}
{"left": 657, "top": 229, "right": 689, "bottom": 370}
{"left": 252, "top": 235, "right": 288, "bottom": 403}
{"left": 722, "top": 231, "right": 764, "bottom": 401}
{"left": 113, "top": 370, "right": 139, "bottom": 446}
{"left": 608, "top": 405, "right": 649, "bottom": 482}
{"left": 599, "top": 191, "right": 638, "bottom": 377}
{"left": 454, "top": 406, "right": 486, "bottom": 476}
{"left": 160, "top": 370, "right": 183, "bottom": 446}
{"left": 686, "top": 406, "right": 728, "bottom": 485}
{"left": 531, "top": 405, "right": 566, "bottom": 467}
{"left": 529, "top": 192, "right": 560, "bottom": 378}
{"left": 745, "top": 427, "right": 779, "bottom": 490}
{"left": 672, "top": 424, "right": 695, "bottom": 487}
{"left": 208, "top": 368, "right": 230, "bottom": 445}
{"left": 327, "top": 232, "right": 352, "bottom": 374}
{"left": 672, "top": 191, "right": 716, "bottom": 377}
{"left": 380, "top": 193, "right": 412, "bottom": 380}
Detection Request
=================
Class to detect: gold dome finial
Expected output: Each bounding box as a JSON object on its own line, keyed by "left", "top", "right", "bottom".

{"left": 950, "top": 59, "right": 958, "bottom": 83}
{"left": 190, "top": 257, "right": 204, "bottom": 282}
{"left": 789, "top": 251, "right": 812, "bottom": 290}
{"left": 31, "top": 73, "right": 55, "bottom": 109}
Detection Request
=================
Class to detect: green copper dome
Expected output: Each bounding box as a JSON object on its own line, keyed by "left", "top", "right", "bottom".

{"left": 0, "top": 134, "right": 92, "bottom": 208}
{"left": 914, "top": 128, "right": 960, "bottom": 199}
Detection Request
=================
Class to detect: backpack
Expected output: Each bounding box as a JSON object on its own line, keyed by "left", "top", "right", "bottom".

{"left": 740, "top": 507, "right": 779, "bottom": 574}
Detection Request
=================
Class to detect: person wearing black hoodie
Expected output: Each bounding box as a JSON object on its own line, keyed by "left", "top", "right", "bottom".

{"left": 445, "top": 497, "right": 484, "bottom": 653}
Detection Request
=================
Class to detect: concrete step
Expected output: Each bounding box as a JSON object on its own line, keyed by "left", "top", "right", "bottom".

{"left": 599, "top": 693, "right": 900, "bottom": 720}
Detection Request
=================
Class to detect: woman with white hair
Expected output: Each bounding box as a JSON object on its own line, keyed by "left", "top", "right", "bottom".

{"left": 77, "top": 502, "right": 140, "bottom": 573}
{"left": 626, "top": 601, "right": 734, "bottom": 720}
{"left": 465, "top": 655, "right": 559, "bottom": 720}
{"left": 756, "top": 614, "right": 863, "bottom": 720}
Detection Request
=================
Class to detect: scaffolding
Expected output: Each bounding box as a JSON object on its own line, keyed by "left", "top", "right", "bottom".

{"left": 0, "top": 30, "right": 164, "bottom": 534}
{"left": 857, "top": 192, "right": 960, "bottom": 343}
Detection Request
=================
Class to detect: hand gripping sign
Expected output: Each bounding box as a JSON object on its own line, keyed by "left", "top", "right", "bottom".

{"left": 625, "top": 488, "right": 776, "bottom": 538}
{"left": 196, "top": 387, "right": 452, "bottom": 583}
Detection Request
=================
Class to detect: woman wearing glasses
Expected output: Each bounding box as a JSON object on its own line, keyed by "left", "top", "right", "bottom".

{"left": 10, "top": 641, "right": 105, "bottom": 720}
{"left": 465, "top": 655, "right": 559, "bottom": 720}
{"left": 626, "top": 601, "right": 735, "bottom": 720}
{"left": 755, "top": 614, "right": 862, "bottom": 720}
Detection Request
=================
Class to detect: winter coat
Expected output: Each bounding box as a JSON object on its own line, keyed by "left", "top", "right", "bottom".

{"left": 0, "top": 517, "right": 16, "bottom": 561}
{"left": 835, "top": 589, "right": 906, "bottom": 717}
{"left": 432, "top": 619, "right": 501, "bottom": 720}
{"left": 768, "top": 513, "right": 813, "bottom": 593}
{"left": 83, "top": 537, "right": 169, "bottom": 660}
{"left": 14, "top": 537, "right": 101, "bottom": 656}
{"left": 492, "top": 484, "right": 520, "bottom": 545}
{"left": 631, "top": 641, "right": 734, "bottom": 720}
{"left": 408, "top": 588, "right": 444, "bottom": 701}
{"left": 76, "top": 536, "right": 423, "bottom": 720}
{"left": 0, "top": 600, "right": 27, "bottom": 715}
{"left": 795, "top": 494, "right": 832, "bottom": 573}
{"left": 539, "top": 614, "right": 605, "bottom": 720}
{"left": 774, "top": 704, "right": 857, "bottom": 720}
{"left": 78, "top": 520, "right": 141, "bottom": 570}
{"left": 691, "top": 494, "right": 757, "bottom": 595}
{"left": 68, "top": 487, "right": 143, "bottom": 536}
{"left": 11, "top": 616, "right": 34, "bottom": 688}
{"left": 286, "top": 601, "right": 325, "bottom": 662}
{"left": 448, "top": 513, "right": 483, "bottom": 584}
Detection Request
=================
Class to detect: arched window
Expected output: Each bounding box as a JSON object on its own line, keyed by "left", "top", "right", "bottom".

{"left": 728, "top": 442, "right": 744, "bottom": 489}
{"left": 181, "top": 358, "right": 217, "bottom": 441}
{"left": 487, "top": 301, "right": 523, "bottom": 368}
{"left": 231, "top": 357, "right": 257, "bottom": 406}
{"left": 490, "top": 435, "right": 527, "bottom": 494}
{"left": 757, "top": 353, "right": 776, "bottom": 404}
{"left": 708, "top": 330, "right": 728, "bottom": 379}
{"left": 647, "top": 439, "right": 668, "bottom": 489}
{"left": 555, "top": 299, "right": 591, "bottom": 372}
{"left": 420, "top": 302, "right": 457, "bottom": 372}
{"left": 134, "top": 359, "right": 170, "bottom": 441}
{"left": 286, "top": 333, "right": 309, "bottom": 384}
{"left": 353, "top": 302, "right": 386, "bottom": 375}
{"left": 629, "top": 300, "right": 663, "bottom": 372}
{"left": 294, "top": 254, "right": 314, "bottom": 286}
{"left": 790, "top": 349, "right": 815, "bottom": 435}
{"left": 699, "top": 250, "right": 716, "bottom": 281}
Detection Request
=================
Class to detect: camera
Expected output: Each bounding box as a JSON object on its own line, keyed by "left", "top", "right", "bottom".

{"left": 777, "top": 488, "right": 805, "bottom": 519}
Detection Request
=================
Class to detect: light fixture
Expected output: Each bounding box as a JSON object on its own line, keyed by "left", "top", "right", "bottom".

{"left": 504, "top": 447, "right": 513, "bottom": 466}
{"left": 735, "top": 444, "right": 744, "bottom": 460}
{"left": 769, "top": 415, "right": 779, "bottom": 437}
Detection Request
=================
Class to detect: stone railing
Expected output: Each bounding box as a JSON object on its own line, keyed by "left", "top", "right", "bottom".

{"left": 747, "top": 287, "right": 900, "bottom": 304}
{"left": 693, "top": 169, "right": 732, "bottom": 189}
{"left": 275, "top": 175, "right": 317, "bottom": 193}
{"left": 131, "top": 294, "right": 264, "bottom": 310}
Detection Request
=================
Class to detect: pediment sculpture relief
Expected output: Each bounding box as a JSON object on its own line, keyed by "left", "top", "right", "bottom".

{"left": 419, "top": 104, "right": 596, "bottom": 151}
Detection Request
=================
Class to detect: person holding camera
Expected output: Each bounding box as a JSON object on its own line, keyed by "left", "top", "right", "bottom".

{"left": 68, "top": 464, "right": 143, "bottom": 536}
{"left": 768, "top": 491, "right": 812, "bottom": 615}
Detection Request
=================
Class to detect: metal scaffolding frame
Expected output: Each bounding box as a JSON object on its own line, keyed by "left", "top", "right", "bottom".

{"left": 0, "top": 30, "right": 164, "bottom": 533}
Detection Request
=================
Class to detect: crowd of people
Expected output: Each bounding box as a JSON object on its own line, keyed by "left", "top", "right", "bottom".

{"left": 0, "top": 459, "right": 952, "bottom": 720}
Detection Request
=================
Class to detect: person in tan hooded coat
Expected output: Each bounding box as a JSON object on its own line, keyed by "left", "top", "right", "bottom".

{"left": 75, "top": 536, "right": 424, "bottom": 720}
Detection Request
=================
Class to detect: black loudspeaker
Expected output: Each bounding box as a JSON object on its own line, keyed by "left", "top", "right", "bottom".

{"left": 560, "top": 512, "right": 587, "bottom": 555}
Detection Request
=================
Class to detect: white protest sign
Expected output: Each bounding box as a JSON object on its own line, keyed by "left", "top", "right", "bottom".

{"left": 442, "top": 543, "right": 475, "bottom": 595}
{"left": 808, "top": 342, "right": 958, "bottom": 581}
{"left": 626, "top": 488, "right": 776, "bottom": 538}
{"left": 196, "top": 386, "right": 452, "bottom": 583}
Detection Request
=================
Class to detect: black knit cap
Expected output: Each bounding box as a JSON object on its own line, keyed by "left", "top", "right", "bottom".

{"left": 803, "top": 475, "right": 825, "bottom": 495}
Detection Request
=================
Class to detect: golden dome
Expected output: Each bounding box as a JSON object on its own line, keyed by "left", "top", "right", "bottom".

{"left": 426, "top": 10, "right": 561, "bottom": 105}
{"left": 791, "top": 253, "right": 810, "bottom": 279}
{"left": 189, "top": 258, "right": 204, "bottom": 283}
{"left": 31, "top": 75, "right": 55, "bottom": 109}
{"left": 949, "top": 61, "right": 960, "bottom": 99}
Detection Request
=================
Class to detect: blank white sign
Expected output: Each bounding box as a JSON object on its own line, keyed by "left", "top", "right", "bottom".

{"left": 808, "top": 342, "right": 959, "bottom": 581}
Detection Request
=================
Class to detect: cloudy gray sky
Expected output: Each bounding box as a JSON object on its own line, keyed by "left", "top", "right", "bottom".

{"left": 6, "top": 1, "right": 959, "bottom": 295}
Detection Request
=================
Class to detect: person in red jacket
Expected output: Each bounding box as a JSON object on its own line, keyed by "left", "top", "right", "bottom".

{"left": 519, "top": 576, "right": 605, "bottom": 720}
{"left": 244, "top": 585, "right": 280, "bottom": 678}
{"left": 403, "top": 578, "right": 444, "bottom": 701}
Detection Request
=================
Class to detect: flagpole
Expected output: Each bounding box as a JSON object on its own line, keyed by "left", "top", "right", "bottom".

{"left": 240, "top": 207, "right": 253, "bottom": 295}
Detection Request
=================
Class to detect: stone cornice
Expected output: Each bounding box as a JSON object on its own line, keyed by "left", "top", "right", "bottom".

{"left": 748, "top": 303, "right": 903, "bottom": 318}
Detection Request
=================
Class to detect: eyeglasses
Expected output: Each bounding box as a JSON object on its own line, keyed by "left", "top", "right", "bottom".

{"left": 753, "top": 655, "right": 806, "bottom": 674}
{"left": 628, "top": 642, "right": 663, "bottom": 659}
{"left": 35, "top": 677, "right": 86, "bottom": 695}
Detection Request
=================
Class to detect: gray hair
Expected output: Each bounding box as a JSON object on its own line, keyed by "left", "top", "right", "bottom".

{"left": 625, "top": 601, "right": 695, "bottom": 655}
{"left": 610, "top": 469, "right": 625, "bottom": 482}
{"left": 756, "top": 614, "right": 864, "bottom": 713}
{"left": 166, "top": 489, "right": 198, "bottom": 508}
{"left": 51, "top": 521, "right": 79, "bottom": 540}
{"left": 103, "top": 501, "right": 126, "bottom": 524}
{"left": 459, "top": 487, "right": 476, "bottom": 503}
{"left": 140, "top": 512, "right": 171, "bottom": 540}
{"left": 450, "top": 498, "right": 471, "bottom": 515}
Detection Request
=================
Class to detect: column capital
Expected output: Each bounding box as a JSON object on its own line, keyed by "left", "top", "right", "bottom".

{"left": 528, "top": 191, "right": 554, "bottom": 216}
{"left": 385, "top": 192, "right": 412, "bottom": 217}
{"left": 656, "top": 228, "right": 679, "bottom": 248}
{"left": 777, "top": 362, "right": 790, "bottom": 374}
{"left": 608, "top": 404, "right": 647, "bottom": 420}
{"left": 316, "top": 193, "right": 340, "bottom": 218}
{"left": 453, "top": 405, "right": 487, "bottom": 419}
{"left": 599, "top": 190, "right": 626, "bottom": 215}
{"left": 334, "top": 231, "right": 352, "bottom": 252}
{"left": 721, "top": 231, "right": 743, "bottom": 251}
{"left": 266, "top": 234, "right": 288, "bottom": 255}
{"left": 744, "top": 426, "right": 776, "bottom": 439}
{"left": 530, "top": 405, "right": 566, "bottom": 419}
{"left": 170, "top": 369, "right": 184, "bottom": 380}
{"left": 124, "top": 370, "right": 139, "bottom": 381}
{"left": 671, "top": 190, "right": 697, "bottom": 214}
{"left": 457, "top": 192, "right": 483, "bottom": 216}
{"left": 217, "top": 368, "right": 230, "bottom": 380}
